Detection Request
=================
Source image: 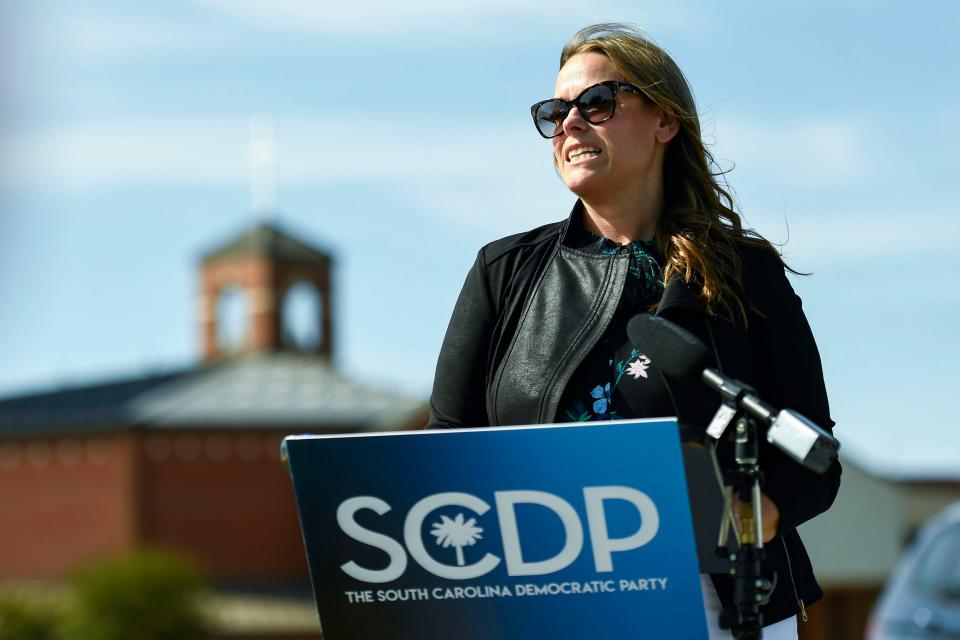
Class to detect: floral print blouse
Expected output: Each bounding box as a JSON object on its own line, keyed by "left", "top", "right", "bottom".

{"left": 557, "top": 222, "right": 675, "bottom": 423}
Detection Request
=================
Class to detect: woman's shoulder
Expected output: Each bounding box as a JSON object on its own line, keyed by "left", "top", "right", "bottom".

{"left": 478, "top": 219, "right": 564, "bottom": 267}
{"left": 735, "top": 237, "right": 791, "bottom": 291}
{"left": 731, "top": 237, "right": 804, "bottom": 318}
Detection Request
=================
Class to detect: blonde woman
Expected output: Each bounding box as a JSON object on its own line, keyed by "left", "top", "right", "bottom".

{"left": 429, "top": 23, "right": 840, "bottom": 638}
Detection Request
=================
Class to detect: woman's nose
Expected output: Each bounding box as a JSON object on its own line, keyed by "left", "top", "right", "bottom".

{"left": 561, "top": 106, "right": 590, "bottom": 136}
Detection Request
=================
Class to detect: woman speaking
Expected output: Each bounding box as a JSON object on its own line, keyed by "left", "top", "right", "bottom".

{"left": 428, "top": 23, "right": 840, "bottom": 638}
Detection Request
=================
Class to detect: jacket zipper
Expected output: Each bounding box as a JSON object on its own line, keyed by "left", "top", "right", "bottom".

{"left": 781, "top": 538, "right": 808, "bottom": 622}
{"left": 541, "top": 244, "right": 629, "bottom": 422}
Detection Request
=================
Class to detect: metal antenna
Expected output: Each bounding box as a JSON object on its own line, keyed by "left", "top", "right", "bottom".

{"left": 249, "top": 115, "right": 278, "bottom": 222}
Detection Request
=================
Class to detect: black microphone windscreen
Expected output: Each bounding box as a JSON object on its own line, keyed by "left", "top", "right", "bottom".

{"left": 626, "top": 314, "right": 712, "bottom": 384}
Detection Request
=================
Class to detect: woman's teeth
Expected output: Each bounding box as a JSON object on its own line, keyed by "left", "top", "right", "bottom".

{"left": 568, "top": 146, "right": 601, "bottom": 161}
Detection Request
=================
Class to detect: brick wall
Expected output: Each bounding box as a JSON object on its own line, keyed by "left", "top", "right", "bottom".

{"left": 0, "top": 434, "right": 137, "bottom": 579}
{"left": 137, "top": 430, "right": 309, "bottom": 584}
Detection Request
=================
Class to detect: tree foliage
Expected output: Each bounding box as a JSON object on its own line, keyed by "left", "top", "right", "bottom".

{"left": 0, "top": 594, "right": 60, "bottom": 640}
{"left": 61, "top": 549, "right": 209, "bottom": 640}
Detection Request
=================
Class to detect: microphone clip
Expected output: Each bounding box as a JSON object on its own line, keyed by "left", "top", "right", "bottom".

{"left": 703, "top": 369, "right": 756, "bottom": 441}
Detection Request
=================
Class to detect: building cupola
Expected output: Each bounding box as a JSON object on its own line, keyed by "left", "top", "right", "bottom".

{"left": 199, "top": 222, "right": 334, "bottom": 363}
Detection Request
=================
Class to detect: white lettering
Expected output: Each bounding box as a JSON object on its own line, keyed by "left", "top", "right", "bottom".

{"left": 337, "top": 496, "right": 408, "bottom": 583}
{"left": 584, "top": 486, "right": 659, "bottom": 572}
{"left": 495, "top": 490, "right": 584, "bottom": 577}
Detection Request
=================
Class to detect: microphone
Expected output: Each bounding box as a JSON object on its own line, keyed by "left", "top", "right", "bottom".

{"left": 626, "top": 314, "right": 839, "bottom": 474}
{"left": 626, "top": 314, "right": 712, "bottom": 383}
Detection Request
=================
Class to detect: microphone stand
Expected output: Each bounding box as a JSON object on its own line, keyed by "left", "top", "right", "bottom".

{"left": 703, "top": 378, "right": 775, "bottom": 639}
{"left": 625, "top": 313, "right": 839, "bottom": 637}
{"left": 703, "top": 367, "right": 836, "bottom": 637}
{"left": 713, "top": 411, "right": 774, "bottom": 639}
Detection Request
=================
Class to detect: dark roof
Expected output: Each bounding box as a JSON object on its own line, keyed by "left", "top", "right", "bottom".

{"left": 202, "top": 221, "right": 332, "bottom": 264}
{"left": 0, "top": 371, "right": 189, "bottom": 433}
{"left": 0, "top": 355, "right": 425, "bottom": 436}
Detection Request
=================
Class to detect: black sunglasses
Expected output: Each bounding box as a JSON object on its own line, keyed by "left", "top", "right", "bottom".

{"left": 530, "top": 80, "right": 647, "bottom": 139}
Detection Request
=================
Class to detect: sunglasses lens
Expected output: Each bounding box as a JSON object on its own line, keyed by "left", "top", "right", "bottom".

{"left": 531, "top": 83, "right": 620, "bottom": 137}
{"left": 534, "top": 101, "right": 568, "bottom": 138}
{"left": 578, "top": 85, "right": 616, "bottom": 123}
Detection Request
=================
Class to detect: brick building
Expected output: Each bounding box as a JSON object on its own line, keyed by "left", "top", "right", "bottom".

{"left": 0, "top": 222, "right": 427, "bottom": 638}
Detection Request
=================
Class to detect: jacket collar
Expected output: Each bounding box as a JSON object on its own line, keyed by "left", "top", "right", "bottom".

{"left": 557, "top": 200, "right": 582, "bottom": 246}
{"left": 658, "top": 272, "right": 705, "bottom": 315}
{"left": 560, "top": 200, "right": 705, "bottom": 314}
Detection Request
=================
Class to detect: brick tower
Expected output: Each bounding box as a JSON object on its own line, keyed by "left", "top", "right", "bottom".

{"left": 199, "top": 222, "right": 334, "bottom": 362}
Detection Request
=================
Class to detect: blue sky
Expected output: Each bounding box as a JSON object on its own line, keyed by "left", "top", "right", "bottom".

{"left": 1, "top": 1, "right": 958, "bottom": 476}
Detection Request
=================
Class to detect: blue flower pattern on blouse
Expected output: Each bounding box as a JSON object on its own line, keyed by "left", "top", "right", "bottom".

{"left": 591, "top": 383, "right": 612, "bottom": 414}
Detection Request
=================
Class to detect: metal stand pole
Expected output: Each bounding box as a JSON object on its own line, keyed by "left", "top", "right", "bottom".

{"left": 716, "top": 416, "right": 774, "bottom": 640}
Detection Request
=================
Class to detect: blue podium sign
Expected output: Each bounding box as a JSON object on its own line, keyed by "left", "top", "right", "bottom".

{"left": 284, "top": 419, "right": 708, "bottom": 639}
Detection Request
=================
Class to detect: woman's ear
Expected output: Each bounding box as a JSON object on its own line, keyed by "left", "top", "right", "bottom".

{"left": 656, "top": 112, "right": 680, "bottom": 144}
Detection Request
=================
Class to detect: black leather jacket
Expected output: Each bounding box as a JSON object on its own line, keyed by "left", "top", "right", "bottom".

{"left": 429, "top": 203, "right": 841, "bottom": 626}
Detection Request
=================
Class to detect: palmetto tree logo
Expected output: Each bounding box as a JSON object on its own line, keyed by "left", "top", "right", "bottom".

{"left": 430, "top": 513, "right": 484, "bottom": 566}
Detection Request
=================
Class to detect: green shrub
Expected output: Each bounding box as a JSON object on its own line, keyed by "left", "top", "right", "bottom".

{"left": 61, "top": 549, "right": 209, "bottom": 640}
{"left": 0, "top": 594, "right": 59, "bottom": 640}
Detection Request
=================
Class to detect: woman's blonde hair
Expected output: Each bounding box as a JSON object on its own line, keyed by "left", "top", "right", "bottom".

{"left": 561, "top": 23, "right": 787, "bottom": 324}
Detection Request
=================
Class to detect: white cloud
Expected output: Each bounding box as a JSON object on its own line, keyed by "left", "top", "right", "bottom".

{"left": 0, "top": 115, "right": 523, "bottom": 186}
{"left": 192, "top": 0, "right": 707, "bottom": 38}
{"left": 0, "top": 115, "right": 565, "bottom": 236}
{"left": 408, "top": 178, "right": 575, "bottom": 236}
{"left": 49, "top": 14, "right": 228, "bottom": 61}
{"left": 6, "top": 113, "right": 954, "bottom": 249}
{"left": 20, "top": 2, "right": 711, "bottom": 68}
{"left": 1, "top": 119, "right": 249, "bottom": 189}
{"left": 745, "top": 207, "right": 960, "bottom": 267}
{"left": 708, "top": 117, "right": 871, "bottom": 188}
